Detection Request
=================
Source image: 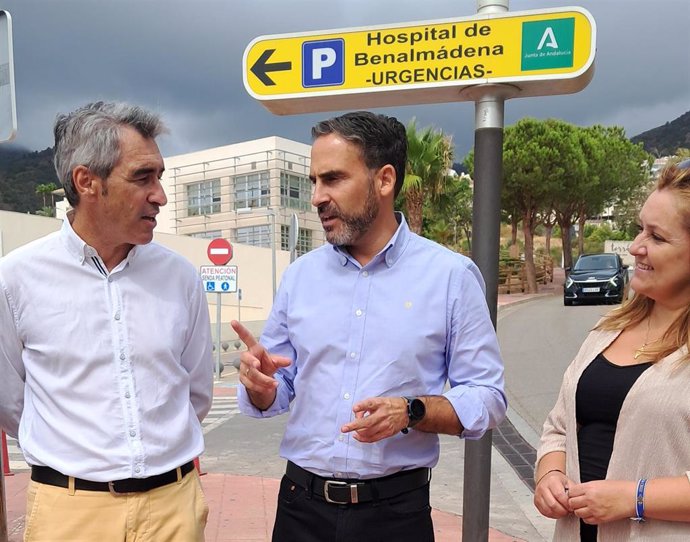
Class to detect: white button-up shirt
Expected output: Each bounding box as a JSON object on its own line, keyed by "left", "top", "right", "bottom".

{"left": 0, "top": 219, "right": 213, "bottom": 481}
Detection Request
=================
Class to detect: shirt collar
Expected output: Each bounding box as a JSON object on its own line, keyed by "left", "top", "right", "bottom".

{"left": 60, "top": 216, "right": 92, "bottom": 264}
{"left": 332, "top": 212, "right": 410, "bottom": 268}
{"left": 60, "top": 215, "right": 138, "bottom": 268}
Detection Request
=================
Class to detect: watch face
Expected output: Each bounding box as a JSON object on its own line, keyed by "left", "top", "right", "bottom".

{"left": 409, "top": 398, "right": 425, "bottom": 420}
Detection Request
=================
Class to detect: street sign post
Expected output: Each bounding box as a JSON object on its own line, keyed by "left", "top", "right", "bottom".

{"left": 244, "top": 7, "right": 595, "bottom": 114}
{"left": 0, "top": 10, "right": 17, "bottom": 143}
{"left": 244, "top": 2, "right": 596, "bottom": 539}
{"left": 202, "top": 245, "right": 236, "bottom": 381}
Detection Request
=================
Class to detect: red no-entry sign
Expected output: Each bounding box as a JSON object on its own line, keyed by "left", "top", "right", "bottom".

{"left": 207, "top": 238, "right": 233, "bottom": 265}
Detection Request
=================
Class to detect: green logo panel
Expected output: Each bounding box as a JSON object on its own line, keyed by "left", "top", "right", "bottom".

{"left": 521, "top": 18, "right": 575, "bottom": 71}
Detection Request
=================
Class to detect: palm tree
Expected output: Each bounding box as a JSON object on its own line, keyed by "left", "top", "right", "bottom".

{"left": 399, "top": 120, "right": 454, "bottom": 234}
{"left": 35, "top": 182, "right": 58, "bottom": 208}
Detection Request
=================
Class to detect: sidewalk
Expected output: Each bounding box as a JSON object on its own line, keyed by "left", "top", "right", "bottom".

{"left": 2, "top": 270, "right": 563, "bottom": 541}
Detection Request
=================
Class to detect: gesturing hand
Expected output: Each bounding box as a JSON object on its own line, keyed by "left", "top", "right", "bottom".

{"left": 340, "top": 397, "right": 409, "bottom": 443}
{"left": 231, "top": 320, "right": 291, "bottom": 410}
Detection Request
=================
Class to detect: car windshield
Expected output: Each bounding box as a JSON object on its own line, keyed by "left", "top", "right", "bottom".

{"left": 574, "top": 255, "right": 618, "bottom": 271}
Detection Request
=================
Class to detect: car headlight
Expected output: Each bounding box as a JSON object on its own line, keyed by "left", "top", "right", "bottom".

{"left": 565, "top": 277, "right": 573, "bottom": 288}
{"left": 608, "top": 277, "right": 619, "bottom": 287}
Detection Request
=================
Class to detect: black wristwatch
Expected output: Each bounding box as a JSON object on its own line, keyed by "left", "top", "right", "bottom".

{"left": 401, "top": 396, "right": 426, "bottom": 434}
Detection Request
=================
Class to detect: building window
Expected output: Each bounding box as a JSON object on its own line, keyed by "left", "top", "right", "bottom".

{"left": 186, "top": 179, "right": 221, "bottom": 216}
{"left": 188, "top": 230, "right": 223, "bottom": 240}
{"left": 234, "top": 171, "right": 270, "bottom": 209}
{"left": 280, "top": 172, "right": 312, "bottom": 211}
{"left": 234, "top": 225, "right": 271, "bottom": 248}
{"left": 281, "top": 224, "right": 313, "bottom": 257}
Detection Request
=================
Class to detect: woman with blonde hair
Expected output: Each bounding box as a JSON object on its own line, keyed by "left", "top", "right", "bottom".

{"left": 535, "top": 161, "right": 690, "bottom": 541}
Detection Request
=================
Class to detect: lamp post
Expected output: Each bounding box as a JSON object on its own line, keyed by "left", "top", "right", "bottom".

{"left": 269, "top": 209, "right": 276, "bottom": 299}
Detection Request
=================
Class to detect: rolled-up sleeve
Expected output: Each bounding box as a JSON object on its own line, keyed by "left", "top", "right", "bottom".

{"left": 444, "top": 262, "right": 507, "bottom": 439}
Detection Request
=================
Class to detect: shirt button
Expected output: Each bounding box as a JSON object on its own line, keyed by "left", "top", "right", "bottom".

{"left": 134, "top": 466, "right": 141, "bottom": 473}
{"left": 362, "top": 271, "right": 369, "bottom": 277}
{"left": 350, "top": 352, "right": 356, "bottom": 359}
{"left": 108, "top": 276, "right": 113, "bottom": 283}
{"left": 335, "top": 472, "right": 343, "bottom": 478}
{"left": 343, "top": 393, "right": 350, "bottom": 400}
{"left": 125, "top": 392, "right": 131, "bottom": 399}
{"left": 129, "top": 430, "right": 136, "bottom": 437}
{"left": 338, "top": 434, "right": 345, "bottom": 441}
{"left": 114, "top": 312, "right": 121, "bottom": 321}
{"left": 120, "top": 353, "right": 126, "bottom": 360}
{"left": 355, "top": 309, "right": 363, "bottom": 317}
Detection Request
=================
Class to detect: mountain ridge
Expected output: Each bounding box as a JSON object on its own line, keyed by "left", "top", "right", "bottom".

{"left": 1, "top": 112, "right": 688, "bottom": 214}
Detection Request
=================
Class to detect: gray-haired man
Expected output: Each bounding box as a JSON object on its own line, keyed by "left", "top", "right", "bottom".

{"left": 0, "top": 101, "right": 213, "bottom": 540}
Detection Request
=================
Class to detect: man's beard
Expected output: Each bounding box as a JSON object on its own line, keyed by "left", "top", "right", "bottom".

{"left": 319, "top": 181, "right": 379, "bottom": 246}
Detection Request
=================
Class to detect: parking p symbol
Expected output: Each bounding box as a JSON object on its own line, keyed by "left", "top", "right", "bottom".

{"left": 302, "top": 38, "right": 344, "bottom": 88}
{"left": 312, "top": 48, "right": 336, "bottom": 79}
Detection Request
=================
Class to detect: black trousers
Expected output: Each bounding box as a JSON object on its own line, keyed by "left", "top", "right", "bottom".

{"left": 272, "top": 474, "right": 435, "bottom": 542}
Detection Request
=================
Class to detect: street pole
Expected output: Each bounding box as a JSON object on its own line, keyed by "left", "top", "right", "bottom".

{"left": 461, "top": 2, "right": 511, "bottom": 540}
{"left": 270, "top": 210, "right": 277, "bottom": 299}
{"left": 216, "top": 292, "right": 222, "bottom": 381}
{"left": 237, "top": 288, "right": 242, "bottom": 323}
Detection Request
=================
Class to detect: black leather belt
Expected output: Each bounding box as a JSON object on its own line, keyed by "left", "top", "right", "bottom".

{"left": 31, "top": 461, "right": 195, "bottom": 494}
{"left": 285, "top": 461, "right": 430, "bottom": 505}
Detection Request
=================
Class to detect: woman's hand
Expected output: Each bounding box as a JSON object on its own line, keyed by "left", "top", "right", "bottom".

{"left": 567, "top": 480, "right": 636, "bottom": 524}
{"left": 534, "top": 470, "right": 573, "bottom": 519}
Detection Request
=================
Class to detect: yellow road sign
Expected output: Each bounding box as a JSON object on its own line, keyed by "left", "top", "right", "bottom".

{"left": 243, "top": 7, "right": 595, "bottom": 114}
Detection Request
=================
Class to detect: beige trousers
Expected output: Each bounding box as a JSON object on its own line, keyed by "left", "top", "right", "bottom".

{"left": 24, "top": 469, "right": 208, "bottom": 542}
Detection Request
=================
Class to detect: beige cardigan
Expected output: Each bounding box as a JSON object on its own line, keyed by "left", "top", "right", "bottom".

{"left": 537, "top": 327, "right": 690, "bottom": 541}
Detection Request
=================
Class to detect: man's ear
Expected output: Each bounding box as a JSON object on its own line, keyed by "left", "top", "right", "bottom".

{"left": 72, "top": 165, "right": 99, "bottom": 198}
{"left": 377, "top": 164, "right": 397, "bottom": 198}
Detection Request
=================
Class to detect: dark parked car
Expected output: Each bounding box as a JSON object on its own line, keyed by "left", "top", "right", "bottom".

{"left": 563, "top": 253, "right": 629, "bottom": 306}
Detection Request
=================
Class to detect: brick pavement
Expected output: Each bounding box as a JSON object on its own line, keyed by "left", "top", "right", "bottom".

{"left": 3, "top": 472, "right": 524, "bottom": 541}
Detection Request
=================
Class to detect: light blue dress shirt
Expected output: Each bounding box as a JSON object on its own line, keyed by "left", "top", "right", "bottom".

{"left": 239, "top": 214, "right": 506, "bottom": 479}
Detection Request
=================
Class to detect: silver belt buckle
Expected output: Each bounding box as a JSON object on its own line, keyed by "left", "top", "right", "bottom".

{"left": 324, "top": 480, "right": 358, "bottom": 504}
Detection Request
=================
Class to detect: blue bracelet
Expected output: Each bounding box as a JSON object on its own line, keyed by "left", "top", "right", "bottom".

{"left": 631, "top": 478, "right": 647, "bottom": 522}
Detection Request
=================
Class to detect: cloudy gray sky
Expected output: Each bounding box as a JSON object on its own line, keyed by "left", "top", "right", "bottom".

{"left": 1, "top": 0, "right": 689, "bottom": 160}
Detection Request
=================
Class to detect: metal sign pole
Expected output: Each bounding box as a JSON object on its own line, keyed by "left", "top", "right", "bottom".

{"left": 461, "top": 4, "right": 511, "bottom": 540}
{"left": 216, "top": 292, "right": 222, "bottom": 381}
{"left": 463, "top": 91, "right": 505, "bottom": 540}
{"left": 237, "top": 288, "right": 242, "bottom": 323}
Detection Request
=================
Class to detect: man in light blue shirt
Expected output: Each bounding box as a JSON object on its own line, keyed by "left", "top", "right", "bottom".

{"left": 232, "top": 111, "right": 506, "bottom": 542}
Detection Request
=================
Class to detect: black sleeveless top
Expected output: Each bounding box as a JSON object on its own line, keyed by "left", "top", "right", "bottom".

{"left": 575, "top": 352, "right": 652, "bottom": 541}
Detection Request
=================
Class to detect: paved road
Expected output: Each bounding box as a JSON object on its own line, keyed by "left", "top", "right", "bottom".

{"left": 201, "top": 295, "right": 617, "bottom": 540}
{"left": 497, "top": 297, "right": 611, "bottom": 437}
